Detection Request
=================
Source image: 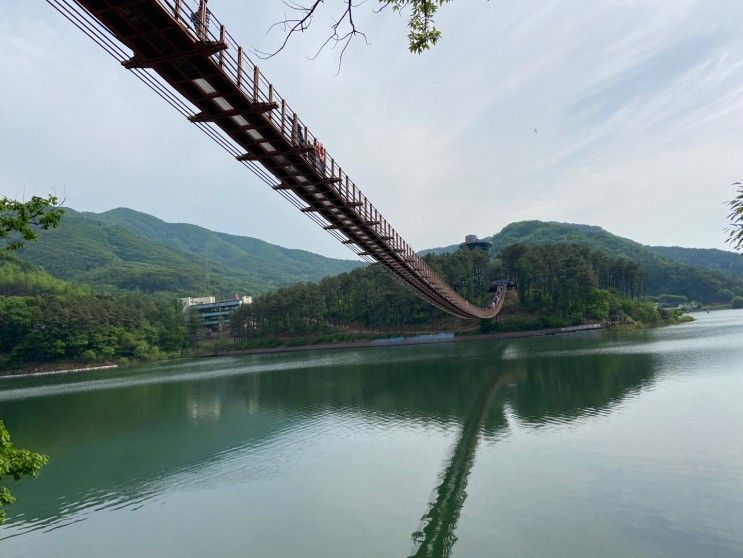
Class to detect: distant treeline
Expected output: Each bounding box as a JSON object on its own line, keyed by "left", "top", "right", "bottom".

{"left": 0, "top": 240, "right": 696, "bottom": 368}
{"left": 15, "top": 211, "right": 743, "bottom": 304}
{"left": 232, "top": 249, "right": 495, "bottom": 340}
{"left": 498, "top": 243, "right": 671, "bottom": 327}
{"left": 486, "top": 221, "right": 743, "bottom": 304}
{"left": 0, "top": 256, "right": 198, "bottom": 369}
{"left": 231, "top": 243, "right": 671, "bottom": 342}
{"left": 500, "top": 243, "right": 645, "bottom": 313}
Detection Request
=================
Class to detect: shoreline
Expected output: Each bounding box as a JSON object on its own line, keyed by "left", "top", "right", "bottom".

{"left": 0, "top": 325, "right": 605, "bottom": 378}
{"left": 7, "top": 320, "right": 698, "bottom": 377}
{"left": 200, "top": 323, "right": 604, "bottom": 358}
{"left": 0, "top": 363, "right": 118, "bottom": 380}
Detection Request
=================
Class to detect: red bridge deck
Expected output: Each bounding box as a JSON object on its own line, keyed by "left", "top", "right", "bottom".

{"left": 48, "top": 0, "right": 507, "bottom": 319}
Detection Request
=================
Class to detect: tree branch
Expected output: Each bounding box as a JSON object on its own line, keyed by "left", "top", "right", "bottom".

{"left": 258, "top": 1, "right": 456, "bottom": 68}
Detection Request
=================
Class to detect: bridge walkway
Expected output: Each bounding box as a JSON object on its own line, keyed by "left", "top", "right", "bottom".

{"left": 48, "top": 0, "right": 508, "bottom": 319}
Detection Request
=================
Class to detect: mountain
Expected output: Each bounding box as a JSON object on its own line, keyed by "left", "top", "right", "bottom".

{"left": 424, "top": 221, "right": 743, "bottom": 303}
{"left": 16, "top": 208, "right": 363, "bottom": 296}
{"left": 16, "top": 210, "right": 742, "bottom": 304}
{"left": 91, "top": 207, "right": 364, "bottom": 284}
{"left": 647, "top": 246, "right": 743, "bottom": 278}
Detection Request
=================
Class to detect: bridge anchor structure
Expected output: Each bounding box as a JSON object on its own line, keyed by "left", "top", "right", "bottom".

{"left": 47, "top": 0, "right": 510, "bottom": 319}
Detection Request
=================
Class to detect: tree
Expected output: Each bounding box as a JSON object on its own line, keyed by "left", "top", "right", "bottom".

{"left": 727, "top": 180, "right": 743, "bottom": 252}
{"left": 264, "top": 0, "right": 462, "bottom": 64}
{"left": 0, "top": 197, "right": 63, "bottom": 522}
{"left": 732, "top": 296, "right": 743, "bottom": 309}
{"left": 186, "top": 308, "right": 204, "bottom": 346}
{"left": 1, "top": 195, "right": 65, "bottom": 251}
{"left": 0, "top": 421, "right": 49, "bottom": 524}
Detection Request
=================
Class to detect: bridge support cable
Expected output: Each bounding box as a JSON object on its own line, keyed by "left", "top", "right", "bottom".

{"left": 44, "top": 0, "right": 374, "bottom": 268}
{"left": 48, "top": 0, "right": 507, "bottom": 319}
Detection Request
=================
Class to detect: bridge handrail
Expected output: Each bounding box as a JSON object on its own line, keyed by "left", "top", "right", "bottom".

{"left": 60, "top": 0, "right": 508, "bottom": 318}
{"left": 155, "top": 0, "right": 424, "bottom": 265}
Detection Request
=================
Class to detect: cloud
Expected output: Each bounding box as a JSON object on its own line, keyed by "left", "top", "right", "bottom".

{"left": 1, "top": 0, "right": 741, "bottom": 258}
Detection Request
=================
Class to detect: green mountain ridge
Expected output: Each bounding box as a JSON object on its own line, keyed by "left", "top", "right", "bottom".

{"left": 646, "top": 245, "right": 743, "bottom": 278}
{"left": 423, "top": 221, "right": 743, "bottom": 303}
{"left": 15, "top": 209, "right": 743, "bottom": 304}
{"left": 17, "top": 208, "right": 363, "bottom": 296}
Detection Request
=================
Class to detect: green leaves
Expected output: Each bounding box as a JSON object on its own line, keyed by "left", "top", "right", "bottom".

{"left": 0, "top": 293, "right": 194, "bottom": 366}
{"left": 232, "top": 247, "right": 502, "bottom": 340}
{"left": 382, "top": 0, "right": 453, "bottom": 53}
{"left": 0, "top": 196, "right": 65, "bottom": 252}
{"left": 727, "top": 181, "right": 743, "bottom": 252}
{"left": 0, "top": 420, "right": 49, "bottom": 524}
{"left": 499, "top": 243, "right": 649, "bottom": 315}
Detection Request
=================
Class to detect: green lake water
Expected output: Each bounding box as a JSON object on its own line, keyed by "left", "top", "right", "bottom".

{"left": 1, "top": 310, "right": 742, "bottom": 557}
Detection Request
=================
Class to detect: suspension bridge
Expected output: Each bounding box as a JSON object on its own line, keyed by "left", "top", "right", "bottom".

{"left": 47, "top": 0, "right": 510, "bottom": 319}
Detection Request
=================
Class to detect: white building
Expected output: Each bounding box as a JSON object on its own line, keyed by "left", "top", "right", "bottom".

{"left": 180, "top": 295, "right": 253, "bottom": 330}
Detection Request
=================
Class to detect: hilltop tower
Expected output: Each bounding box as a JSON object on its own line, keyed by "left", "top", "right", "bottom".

{"left": 460, "top": 234, "right": 492, "bottom": 251}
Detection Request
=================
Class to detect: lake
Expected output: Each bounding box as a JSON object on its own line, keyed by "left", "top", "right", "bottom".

{"left": 1, "top": 310, "right": 742, "bottom": 557}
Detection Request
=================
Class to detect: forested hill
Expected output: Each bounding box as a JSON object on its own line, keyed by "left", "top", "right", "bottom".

{"left": 424, "top": 221, "right": 743, "bottom": 303}
{"left": 647, "top": 245, "right": 743, "bottom": 278}
{"left": 14, "top": 209, "right": 742, "bottom": 303}
{"left": 16, "top": 208, "right": 362, "bottom": 296}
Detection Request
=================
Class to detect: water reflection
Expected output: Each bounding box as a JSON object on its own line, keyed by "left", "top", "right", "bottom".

{"left": 408, "top": 372, "right": 514, "bottom": 557}
{"left": 1, "top": 334, "right": 658, "bottom": 549}
{"left": 406, "top": 349, "right": 656, "bottom": 557}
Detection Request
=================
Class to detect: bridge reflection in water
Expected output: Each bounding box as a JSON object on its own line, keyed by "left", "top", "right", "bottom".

{"left": 408, "top": 372, "right": 516, "bottom": 557}
{"left": 404, "top": 338, "right": 656, "bottom": 557}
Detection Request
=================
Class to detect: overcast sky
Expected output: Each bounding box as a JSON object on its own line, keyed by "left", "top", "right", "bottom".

{"left": 2, "top": 1, "right": 742, "bottom": 259}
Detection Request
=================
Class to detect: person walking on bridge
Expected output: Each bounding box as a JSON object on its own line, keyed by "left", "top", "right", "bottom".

{"left": 190, "top": 0, "right": 209, "bottom": 41}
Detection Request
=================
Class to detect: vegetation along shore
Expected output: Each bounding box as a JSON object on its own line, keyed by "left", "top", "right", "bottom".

{"left": 3, "top": 210, "right": 730, "bottom": 375}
